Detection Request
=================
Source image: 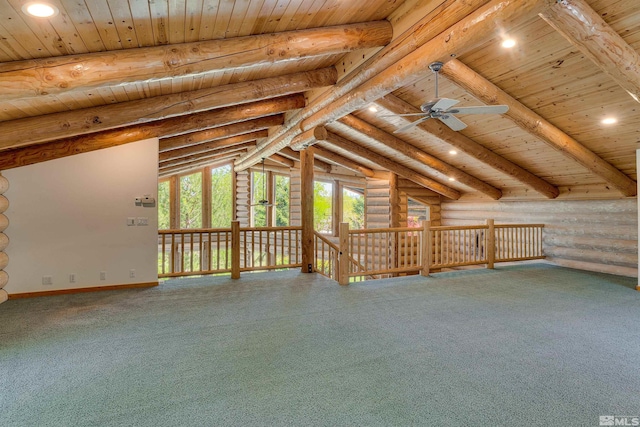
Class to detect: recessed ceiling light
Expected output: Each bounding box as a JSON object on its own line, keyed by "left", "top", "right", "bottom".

{"left": 501, "top": 38, "right": 516, "bottom": 49}
{"left": 448, "top": 177, "right": 455, "bottom": 182}
{"left": 368, "top": 106, "right": 378, "bottom": 113}
{"left": 449, "top": 150, "right": 457, "bottom": 155}
{"left": 601, "top": 117, "right": 617, "bottom": 125}
{"left": 22, "top": 2, "right": 59, "bottom": 18}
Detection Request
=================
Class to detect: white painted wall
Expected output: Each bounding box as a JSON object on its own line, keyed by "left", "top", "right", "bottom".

{"left": 3, "top": 138, "right": 159, "bottom": 294}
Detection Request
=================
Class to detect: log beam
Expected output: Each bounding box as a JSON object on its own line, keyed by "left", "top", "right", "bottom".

{"left": 159, "top": 115, "right": 284, "bottom": 152}
{"left": 159, "top": 131, "right": 268, "bottom": 163}
{"left": 159, "top": 149, "right": 250, "bottom": 176}
{"left": 290, "top": 126, "right": 328, "bottom": 151}
{"left": 278, "top": 147, "right": 333, "bottom": 173}
{"left": 159, "top": 142, "right": 256, "bottom": 170}
{"left": 376, "top": 94, "right": 560, "bottom": 199}
{"left": 0, "top": 69, "right": 327, "bottom": 150}
{"left": 234, "top": 0, "right": 493, "bottom": 170}
{"left": 235, "top": 0, "right": 556, "bottom": 170}
{"left": 540, "top": 0, "right": 640, "bottom": 103}
{"left": 323, "top": 131, "right": 460, "bottom": 200}
{"left": 441, "top": 59, "right": 637, "bottom": 197}
{"left": 313, "top": 145, "right": 375, "bottom": 178}
{"left": 0, "top": 95, "right": 304, "bottom": 170}
{"left": 1, "top": 22, "right": 390, "bottom": 101}
{"left": 338, "top": 114, "right": 502, "bottom": 199}
{"left": 160, "top": 154, "right": 244, "bottom": 178}
{"left": 300, "top": 147, "right": 315, "bottom": 273}
{"left": 269, "top": 154, "right": 295, "bottom": 168}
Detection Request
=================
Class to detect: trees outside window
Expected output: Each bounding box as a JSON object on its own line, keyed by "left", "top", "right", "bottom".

{"left": 314, "top": 181, "right": 333, "bottom": 233}
{"left": 211, "top": 165, "right": 232, "bottom": 227}
{"left": 252, "top": 170, "right": 267, "bottom": 227}
{"left": 158, "top": 180, "right": 170, "bottom": 229}
{"left": 343, "top": 187, "right": 364, "bottom": 229}
{"left": 180, "top": 171, "right": 203, "bottom": 229}
{"left": 275, "top": 175, "right": 290, "bottom": 226}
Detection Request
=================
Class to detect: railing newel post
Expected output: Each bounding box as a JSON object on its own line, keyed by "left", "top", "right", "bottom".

{"left": 231, "top": 221, "right": 240, "bottom": 279}
{"left": 486, "top": 219, "right": 495, "bottom": 270}
{"left": 421, "top": 220, "right": 431, "bottom": 277}
{"left": 338, "top": 222, "right": 350, "bottom": 286}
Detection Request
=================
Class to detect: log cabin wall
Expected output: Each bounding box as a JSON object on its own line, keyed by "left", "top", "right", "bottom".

{"left": 441, "top": 199, "right": 638, "bottom": 278}
{"left": 365, "top": 177, "right": 392, "bottom": 229}
{"left": 235, "top": 170, "right": 251, "bottom": 227}
{"left": 289, "top": 169, "right": 302, "bottom": 227}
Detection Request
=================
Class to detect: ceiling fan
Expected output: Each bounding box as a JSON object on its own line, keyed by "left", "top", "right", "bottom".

{"left": 251, "top": 158, "right": 274, "bottom": 207}
{"left": 383, "top": 61, "right": 509, "bottom": 133}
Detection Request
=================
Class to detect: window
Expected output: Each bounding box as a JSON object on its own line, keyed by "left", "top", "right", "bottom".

{"left": 275, "top": 174, "right": 290, "bottom": 226}
{"left": 314, "top": 180, "right": 333, "bottom": 233}
{"left": 252, "top": 170, "right": 267, "bottom": 227}
{"left": 180, "top": 171, "right": 202, "bottom": 228}
{"left": 158, "top": 179, "right": 170, "bottom": 230}
{"left": 210, "top": 165, "right": 232, "bottom": 227}
{"left": 342, "top": 186, "right": 365, "bottom": 229}
{"left": 407, "top": 198, "right": 430, "bottom": 227}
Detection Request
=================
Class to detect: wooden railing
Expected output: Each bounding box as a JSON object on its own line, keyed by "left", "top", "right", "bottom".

{"left": 313, "top": 232, "right": 339, "bottom": 280}
{"left": 337, "top": 220, "right": 545, "bottom": 285}
{"left": 159, "top": 220, "right": 544, "bottom": 284}
{"left": 158, "top": 222, "right": 301, "bottom": 278}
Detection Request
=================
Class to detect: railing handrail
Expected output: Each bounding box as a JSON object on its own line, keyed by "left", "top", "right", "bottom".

{"left": 313, "top": 231, "right": 340, "bottom": 251}
{"left": 160, "top": 225, "right": 303, "bottom": 234}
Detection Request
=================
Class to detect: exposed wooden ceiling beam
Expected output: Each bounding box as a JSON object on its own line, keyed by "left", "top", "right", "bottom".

{"left": 338, "top": 115, "right": 502, "bottom": 199}
{"left": 269, "top": 154, "right": 296, "bottom": 168}
{"left": 441, "top": 59, "right": 637, "bottom": 197}
{"left": 0, "top": 69, "right": 329, "bottom": 150}
{"left": 290, "top": 127, "right": 328, "bottom": 151}
{"left": 0, "top": 96, "right": 304, "bottom": 170}
{"left": 160, "top": 152, "right": 247, "bottom": 177}
{"left": 159, "top": 131, "right": 269, "bottom": 163}
{"left": 1, "top": 21, "right": 390, "bottom": 101}
{"left": 313, "top": 144, "right": 376, "bottom": 178}
{"left": 159, "top": 142, "right": 256, "bottom": 170}
{"left": 376, "top": 95, "right": 560, "bottom": 199}
{"left": 540, "top": 0, "right": 640, "bottom": 103}
{"left": 278, "top": 147, "right": 333, "bottom": 173}
{"left": 235, "top": 0, "right": 555, "bottom": 171}
{"left": 321, "top": 131, "right": 461, "bottom": 200}
{"left": 159, "top": 115, "right": 284, "bottom": 152}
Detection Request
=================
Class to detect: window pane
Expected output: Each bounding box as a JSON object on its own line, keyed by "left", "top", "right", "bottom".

{"left": 275, "top": 175, "right": 290, "bottom": 226}
{"left": 314, "top": 181, "right": 333, "bottom": 233}
{"left": 211, "top": 165, "right": 232, "bottom": 227}
{"left": 180, "top": 172, "right": 202, "bottom": 229}
{"left": 252, "top": 171, "right": 267, "bottom": 227}
{"left": 158, "top": 180, "right": 170, "bottom": 230}
{"left": 343, "top": 187, "right": 364, "bottom": 229}
{"left": 407, "top": 198, "right": 429, "bottom": 227}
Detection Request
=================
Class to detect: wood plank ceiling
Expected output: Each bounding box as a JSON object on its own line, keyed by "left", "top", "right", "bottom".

{"left": 0, "top": 0, "right": 638, "bottom": 201}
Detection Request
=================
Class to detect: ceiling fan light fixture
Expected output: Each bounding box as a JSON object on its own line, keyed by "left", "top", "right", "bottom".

{"left": 22, "top": 2, "right": 59, "bottom": 17}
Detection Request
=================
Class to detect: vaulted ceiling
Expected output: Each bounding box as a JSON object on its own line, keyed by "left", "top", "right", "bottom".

{"left": 0, "top": 0, "right": 638, "bottom": 201}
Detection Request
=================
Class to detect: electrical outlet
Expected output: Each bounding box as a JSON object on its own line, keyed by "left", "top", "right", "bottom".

{"left": 129, "top": 269, "right": 135, "bottom": 279}
{"left": 69, "top": 273, "right": 76, "bottom": 283}
{"left": 42, "top": 276, "right": 53, "bottom": 285}
{"left": 100, "top": 271, "right": 106, "bottom": 281}
{"left": 127, "top": 217, "right": 136, "bottom": 226}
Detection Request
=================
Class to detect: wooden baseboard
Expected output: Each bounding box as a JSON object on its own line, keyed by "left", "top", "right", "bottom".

{"left": 7, "top": 282, "right": 159, "bottom": 299}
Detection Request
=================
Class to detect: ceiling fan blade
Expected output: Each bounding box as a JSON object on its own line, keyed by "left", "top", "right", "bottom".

{"left": 393, "top": 116, "right": 433, "bottom": 133}
{"left": 431, "top": 98, "right": 459, "bottom": 111}
{"left": 438, "top": 114, "right": 467, "bottom": 131}
{"left": 447, "top": 105, "right": 509, "bottom": 115}
{"left": 379, "top": 113, "right": 428, "bottom": 118}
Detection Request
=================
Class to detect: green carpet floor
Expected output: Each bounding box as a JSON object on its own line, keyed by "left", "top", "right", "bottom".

{"left": 1, "top": 263, "right": 639, "bottom": 426}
